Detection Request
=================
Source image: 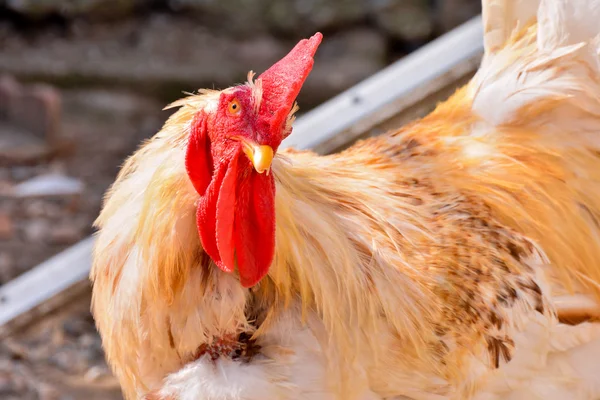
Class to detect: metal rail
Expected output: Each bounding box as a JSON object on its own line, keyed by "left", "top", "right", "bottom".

{"left": 0, "top": 15, "right": 484, "bottom": 335}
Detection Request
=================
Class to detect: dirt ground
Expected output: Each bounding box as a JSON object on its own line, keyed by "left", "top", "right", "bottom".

{"left": 1, "top": 291, "right": 122, "bottom": 400}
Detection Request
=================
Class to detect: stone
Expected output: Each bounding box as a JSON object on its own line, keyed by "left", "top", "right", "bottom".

{"left": 48, "top": 222, "right": 85, "bottom": 245}
{"left": 13, "top": 174, "right": 84, "bottom": 198}
{"left": 0, "top": 75, "right": 19, "bottom": 119}
{"left": 10, "top": 166, "right": 36, "bottom": 182}
{"left": 83, "top": 365, "right": 110, "bottom": 383}
{"left": 49, "top": 348, "right": 82, "bottom": 373}
{"left": 23, "top": 200, "right": 63, "bottom": 219}
{"left": 24, "top": 85, "right": 61, "bottom": 144}
{"left": 62, "top": 318, "right": 94, "bottom": 338}
{"left": 371, "top": 0, "right": 434, "bottom": 43}
{"left": 0, "top": 180, "right": 14, "bottom": 196}
{"left": 0, "top": 76, "right": 61, "bottom": 145}
{"left": 78, "top": 333, "right": 102, "bottom": 350}
{"left": 265, "top": 0, "right": 367, "bottom": 35}
{"left": 23, "top": 219, "right": 51, "bottom": 243}
{"left": 0, "top": 361, "right": 28, "bottom": 397}
{"left": 0, "top": 254, "right": 15, "bottom": 284}
{"left": 0, "top": 212, "right": 13, "bottom": 240}
{"left": 7, "top": 83, "right": 61, "bottom": 144}
{"left": 36, "top": 382, "right": 60, "bottom": 400}
{"left": 0, "top": 77, "right": 60, "bottom": 165}
{"left": 0, "top": 139, "right": 53, "bottom": 166}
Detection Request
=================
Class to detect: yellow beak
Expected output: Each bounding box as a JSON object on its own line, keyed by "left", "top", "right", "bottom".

{"left": 242, "top": 143, "right": 274, "bottom": 174}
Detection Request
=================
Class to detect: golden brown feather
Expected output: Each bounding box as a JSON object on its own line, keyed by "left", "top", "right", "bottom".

{"left": 92, "top": 1, "right": 600, "bottom": 398}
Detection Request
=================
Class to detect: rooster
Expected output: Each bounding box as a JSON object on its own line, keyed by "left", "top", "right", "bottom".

{"left": 91, "top": 0, "right": 600, "bottom": 399}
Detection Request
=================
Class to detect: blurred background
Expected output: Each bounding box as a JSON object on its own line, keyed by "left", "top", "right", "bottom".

{"left": 0, "top": 0, "right": 480, "bottom": 398}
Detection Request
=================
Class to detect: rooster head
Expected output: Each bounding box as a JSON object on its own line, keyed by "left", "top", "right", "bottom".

{"left": 185, "top": 33, "right": 322, "bottom": 287}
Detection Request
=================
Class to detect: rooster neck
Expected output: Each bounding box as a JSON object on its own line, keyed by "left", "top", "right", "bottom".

{"left": 266, "top": 152, "right": 440, "bottom": 366}
{"left": 267, "top": 145, "right": 551, "bottom": 384}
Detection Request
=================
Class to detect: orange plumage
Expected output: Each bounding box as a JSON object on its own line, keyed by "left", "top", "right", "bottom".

{"left": 92, "top": 1, "right": 600, "bottom": 399}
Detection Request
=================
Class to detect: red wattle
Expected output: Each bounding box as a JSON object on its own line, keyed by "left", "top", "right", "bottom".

{"left": 196, "top": 165, "right": 225, "bottom": 268}
{"left": 234, "top": 171, "right": 276, "bottom": 287}
{"left": 195, "top": 147, "right": 276, "bottom": 286}
{"left": 215, "top": 151, "right": 239, "bottom": 272}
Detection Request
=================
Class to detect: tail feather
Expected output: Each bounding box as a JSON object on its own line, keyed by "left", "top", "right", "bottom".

{"left": 483, "top": 0, "right": 600, "bottom": 54}
{"left": 475, "top": 0, "right": 600, "bottom": 129}
{"left": 482, "top": 0, "right": 540, "bottom": 54}
{"left": 537, "top": 0, "right": 600, "bottom": 51}
{"left": 446, "top": 0, "right": 600, "bottom": 301}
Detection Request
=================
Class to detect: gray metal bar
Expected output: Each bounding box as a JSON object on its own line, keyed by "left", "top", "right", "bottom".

{"left": 0, "top": 236, "right": 94, "bottom": 328}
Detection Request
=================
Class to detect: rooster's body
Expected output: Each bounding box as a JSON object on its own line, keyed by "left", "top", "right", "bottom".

{"left": 92, "top": 1, "right": 600, "bottom": 399}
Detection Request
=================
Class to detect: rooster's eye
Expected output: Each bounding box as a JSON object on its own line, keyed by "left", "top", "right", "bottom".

{"left": 228, "top": 99, "right": 241, "bottom": 115}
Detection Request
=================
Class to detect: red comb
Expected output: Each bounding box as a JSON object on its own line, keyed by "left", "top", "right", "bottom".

{"left": 257, "top": 33, "right": 322, "bottom": 145}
